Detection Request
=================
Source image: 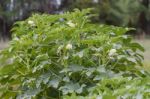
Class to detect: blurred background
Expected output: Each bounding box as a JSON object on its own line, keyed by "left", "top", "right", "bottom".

{"left": 0, "top": 0, "right": 150, "bottom": 66}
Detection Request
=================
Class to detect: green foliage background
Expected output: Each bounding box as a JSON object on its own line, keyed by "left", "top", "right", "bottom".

{"left": 63, "top": 0, "right": 149, "bottom": 26}
{"left": 0, "top": 0, "right": 150, "bottom": 38}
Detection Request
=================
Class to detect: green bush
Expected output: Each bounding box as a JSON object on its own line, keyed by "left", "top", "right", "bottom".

{"left": 0, "top": 9, "right": 148, "bottom": 99}
{"left": 64, "top": 77, "right": 150, "bottom": 99}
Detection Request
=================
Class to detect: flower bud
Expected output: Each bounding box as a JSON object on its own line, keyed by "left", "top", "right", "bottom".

{"left": 28, "top": 20, "right": 35, "bottom": 26}
{"left": 67, "top": 21, "right": 76, "bottom": 27}
{"left": 109, "top": 49, "right": 117, "bottom": 56}
{"left": 66, "top": 43, "right": 72, "bottom": 50}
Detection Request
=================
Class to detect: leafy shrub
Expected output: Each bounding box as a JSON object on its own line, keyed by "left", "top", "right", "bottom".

{"left": 64, "top": 77, "right": 150, "bottom": 99}
{"left": 0, "top": 9, "right": 147, "bottom": 99}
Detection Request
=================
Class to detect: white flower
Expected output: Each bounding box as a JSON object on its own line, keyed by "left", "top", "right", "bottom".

{"left": 57, "top": 45, "right": 64, "bottom": 54}
{"left": 108, "top": 49, "right": 117, "bottom": 56}
{"left": 63, "top": 56, "right": 69, "bottom": 60}
{"left": 66, "top": 43, "right": 72, "bottom": 50}
{"left": 73, "top": 51, "right": 84, "bottom": 58}
{"left": 67, "top": 21, "right": 76, "bottom": 27}
{"left": 77, "top": 51, "right": 84, "bottom": 58}
{"left": 14, "top": 37, "right": 19, "bottom": 41}
{"left": 28, "top": 20, "right": 35, "bottom": 26}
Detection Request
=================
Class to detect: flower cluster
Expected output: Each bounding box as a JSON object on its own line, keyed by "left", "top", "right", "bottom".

{"left": 28, "top": 20, "right": 36, "bottom": 27}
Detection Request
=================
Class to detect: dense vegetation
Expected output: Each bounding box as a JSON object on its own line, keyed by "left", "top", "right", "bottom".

{"left": 0, "top": 9, "right": 149, "bottom": 99}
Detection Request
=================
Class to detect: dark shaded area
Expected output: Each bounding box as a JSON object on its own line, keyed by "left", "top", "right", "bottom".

{"left": 0, "top": 0, "right": 150, "bottom": 39}
{"left": 138, "top": 0, "right": 150, "bottom": 35}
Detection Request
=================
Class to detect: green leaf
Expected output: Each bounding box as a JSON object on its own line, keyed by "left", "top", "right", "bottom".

{"left": 48, "top": 77, "right": 60, "bottom": 88}
{"left": 129, "top": 43, "right": 145, "bottom": 52}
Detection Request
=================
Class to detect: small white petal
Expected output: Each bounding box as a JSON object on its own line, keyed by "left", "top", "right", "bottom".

{"left": 63, "top": 56, "right": 69, "bottom": 60}
{"left": 57, "top": 45, "right": 64, "bottom": 54}
{"left": 67, "top": 21, "right": 76, "bottom": 27}
{"left": 28, "top": 20, "right": 35, "bottom": 26}
{"left": 108, "top": 49, "right": 117, "bottom": 56}
{"left": 66, "top": 43, "right": 72, "bottom": 50}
